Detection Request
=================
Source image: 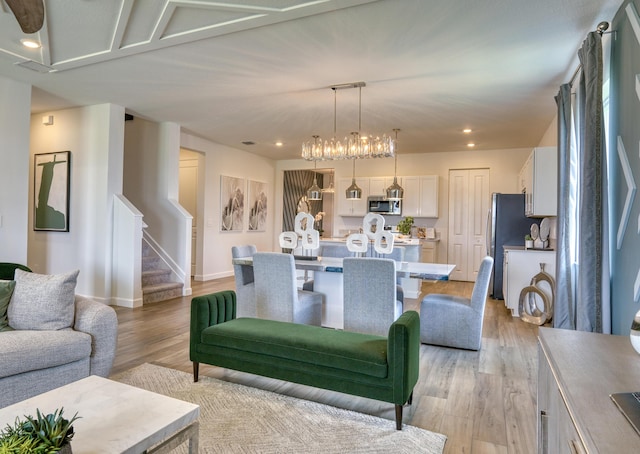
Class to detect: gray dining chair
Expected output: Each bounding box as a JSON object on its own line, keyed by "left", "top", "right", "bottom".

{"left": 231, "top": 244, "right": 257, "bottom": 317}
{"left": 253, "top": 252, "right": 323, "bottom": 326}
{"left": 420, "top": 256, "right": 493, "bottom": 350}
{"left": 342, "top": 257, "right": 403, "bottom": 336}
{"left": 304, "top": 245, "right": 405, "bottom": 305}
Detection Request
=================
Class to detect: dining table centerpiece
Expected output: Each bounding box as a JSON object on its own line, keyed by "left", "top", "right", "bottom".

{"left": 0, "top": 407, "right": 79, "bottom": 453}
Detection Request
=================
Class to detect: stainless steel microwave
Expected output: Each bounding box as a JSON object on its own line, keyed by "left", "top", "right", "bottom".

{"left": 367, "top": 196, "right": 401, "bottom": 215}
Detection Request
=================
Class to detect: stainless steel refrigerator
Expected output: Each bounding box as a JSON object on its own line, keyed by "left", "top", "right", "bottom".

{"left": 486, "top": 193, "right": 537, "bottom": 299}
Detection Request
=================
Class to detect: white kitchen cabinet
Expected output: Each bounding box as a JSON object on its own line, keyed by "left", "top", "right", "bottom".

{"left": 402, "top": 175, "right": 439, "bottom": 218}
{"left": 502, "top": 247, "right": 555, "bottom": 316}
{"left": 421, "top": 239, "right": 438, "bottom": 263}
{"left": 368, "top": 177, "right": 399, "bottom": 196}
{"left": 521, "top": 147, "right": 557, "bottom": 217}
{"left": 337, "top": 177, "right": 370, "bottom": 216}
{"left": 537, "top": 328, "right": 640, "bottom": 453}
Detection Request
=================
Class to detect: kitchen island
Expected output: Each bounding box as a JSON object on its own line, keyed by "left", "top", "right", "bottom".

{"left": 317, "top": 238, "right": 424, "bottom": 297}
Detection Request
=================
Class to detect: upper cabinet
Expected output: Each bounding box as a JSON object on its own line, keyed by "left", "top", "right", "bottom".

{"left": 337, "top": 175, "right": 438, "bottom": 218}
{"left": 402, "top": 175, "right": 439, "bottom": 218}
{"left": 337, "top": 177, "right": 370, "bottom": 216}
{"left": 521, "top": 147, "right": 557, "bottom": 217}
{"left": 369, "top": 177, "right": 400, "bottom": 196}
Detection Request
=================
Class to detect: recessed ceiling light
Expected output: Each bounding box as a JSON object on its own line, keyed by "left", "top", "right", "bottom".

{"left": 467, "top": 142, "right": 476, "bottom": 147}
{"left": 21, "top": 39, "right": 41, "bottom": 49}
{"left": 463, "top": 128, "right": 472, "bottom": 134}
{"left": 275, "top": 141, "right": 283, "bottom": 147}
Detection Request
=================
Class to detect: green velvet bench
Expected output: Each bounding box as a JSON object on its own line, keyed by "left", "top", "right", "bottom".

{"left": 190, "top": 290, "right": 420, "bottom": 430}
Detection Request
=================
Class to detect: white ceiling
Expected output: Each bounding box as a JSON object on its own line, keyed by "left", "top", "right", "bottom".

{"left": 0, "top": 0, "right": 623, "bottom": 160}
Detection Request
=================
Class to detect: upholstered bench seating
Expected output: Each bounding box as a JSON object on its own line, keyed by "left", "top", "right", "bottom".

{"left": 190, "top": 290, "right": 420, "bottom": 430}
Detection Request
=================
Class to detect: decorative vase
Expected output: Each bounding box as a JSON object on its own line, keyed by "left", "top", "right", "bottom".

{"left": 630, "top": 309, "right": 640, "bottom": 355}
{"left": 59, "top": 443, "right": 73, "bottom": 454}
{"left": 525, "top": 240, "right": 534, "bottom": 249}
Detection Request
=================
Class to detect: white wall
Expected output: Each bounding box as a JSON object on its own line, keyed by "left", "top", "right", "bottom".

{"left": 277, "top": 147, "right": 531, "bottom": 263}
{"left": 180, "top": 133, "right": 276, "bottom": 281}
{"left": 0, "top": 76, "right": 31, "bottom": 264}
{"left": 538, "top": 117, "right": 557, "bottom": 147}
{"left": 124, "top": 119, "right": 192, "bottom": 293}
{"left": 29, "top": 104, "right": 125, "bottom": 301}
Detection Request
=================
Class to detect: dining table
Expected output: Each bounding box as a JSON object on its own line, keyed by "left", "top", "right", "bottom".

{"left": 232, "top": 255, "right": 456, "bottom": 329}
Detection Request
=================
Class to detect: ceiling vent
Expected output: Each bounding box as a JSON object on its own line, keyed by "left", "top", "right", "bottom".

{"left": 242, "top": 141, "right": 255, "bottom": 146}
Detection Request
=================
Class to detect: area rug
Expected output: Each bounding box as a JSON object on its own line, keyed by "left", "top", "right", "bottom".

{"left": 112, "top": 363, "right": 446, "bottom": 453}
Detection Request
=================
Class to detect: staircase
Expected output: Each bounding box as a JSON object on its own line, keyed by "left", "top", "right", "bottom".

{"left": 142, "top": 241, "right": 183, "bottom": 304}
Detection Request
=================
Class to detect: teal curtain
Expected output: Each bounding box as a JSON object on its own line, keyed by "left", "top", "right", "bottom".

{"left": 555, "top": 83, "right": 575, "bottom": 329}
{"left": 555, "top": 32, "right": 608, "bottom": 332}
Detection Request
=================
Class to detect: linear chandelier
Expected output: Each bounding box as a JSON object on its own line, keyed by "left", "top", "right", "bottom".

{"left": 301, "top": 82, "right": 395, "bottom": 161}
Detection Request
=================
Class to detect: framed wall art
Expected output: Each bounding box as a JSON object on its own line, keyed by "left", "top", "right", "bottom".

{"left": 247, "top": 180, "right": 267, "bottom": 231}
{"left": 220, "top": 175, "right": 244, "bottom": 232}
{"left": 34, "top": 151, "right": 70, "bottom": 232}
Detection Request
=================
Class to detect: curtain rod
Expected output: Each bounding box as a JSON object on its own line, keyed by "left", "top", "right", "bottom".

{"left": 568, "top": 21, "right": 613, "bottom": 86}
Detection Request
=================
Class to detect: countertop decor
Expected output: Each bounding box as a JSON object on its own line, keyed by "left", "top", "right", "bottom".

{"left": 396, "top": 216, "right": 414, "bottom": 236}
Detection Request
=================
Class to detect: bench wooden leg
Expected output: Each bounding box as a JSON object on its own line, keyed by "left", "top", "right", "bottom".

{"left": 407, "top": 391, "right": 413, "bottom": 406}
{"left": 395, "top": 404, "right": 403, "bottom": 430}
{"left": 193, "top": 362, "right": 199, "bottom": 382}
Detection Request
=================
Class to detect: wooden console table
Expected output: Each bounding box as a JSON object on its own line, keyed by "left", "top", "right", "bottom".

{"left": 538, "top": 327, "right": 640, "bottom": 452}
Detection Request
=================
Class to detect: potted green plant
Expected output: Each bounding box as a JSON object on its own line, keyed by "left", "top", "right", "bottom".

{"left": 0, "top": 408, "right": 79, "bottom": 453}
{"left": 397, "top": 216, "right": 414, "bottom": 237}
{"left": 525, "top": 234, "right": 534, "bottom": 249}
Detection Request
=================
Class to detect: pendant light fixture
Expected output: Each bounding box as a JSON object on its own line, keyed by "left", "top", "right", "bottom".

{"left": 321, "top": 171, "right": 335, "bottom": 193}
{"left": 345, "top": 157, "right": 362, "bottom": 200}
{"left": 386, "top": 129, "right": 404, "bottom": 200}
{"left": 307, "top": 147, "right": 323, "bottom": 201}
{"left": 301, "top": 82, "right": 394, "bottom": 161}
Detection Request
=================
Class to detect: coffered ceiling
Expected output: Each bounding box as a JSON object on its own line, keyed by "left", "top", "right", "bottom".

{"left": 0, "top": 0, "right": 624, "bottom": 160}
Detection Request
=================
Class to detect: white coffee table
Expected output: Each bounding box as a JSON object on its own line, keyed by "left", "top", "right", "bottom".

{"left": 0, "top": 375, "right": 199, "bottom": 453}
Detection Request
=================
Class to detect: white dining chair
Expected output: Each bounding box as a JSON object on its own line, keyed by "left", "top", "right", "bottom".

{"left": 253, "top": 252, "right": 323, "bottom": 326}
{"left": 342, "top": 257, "right": 403, "bottom": 336}
{"left": 231, "top": 244, "right": 257, "bottom": 317}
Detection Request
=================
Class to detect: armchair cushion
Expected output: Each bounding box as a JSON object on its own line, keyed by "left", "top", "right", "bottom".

{"left": 0, "top": 280, "right": 16, "bottom": 332}
{"left": 8, "top": 269, "right": 79, "bottom": 330}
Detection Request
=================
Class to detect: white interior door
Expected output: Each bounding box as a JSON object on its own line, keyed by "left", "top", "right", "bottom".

{"left": 179, "top": 156, "right": 199, "bottom": 276}
{"left": 448, "top": 168, "right": 490, "bottom": 281}
{"left": 448, "top": 170, "right": 469, "bottom": 281}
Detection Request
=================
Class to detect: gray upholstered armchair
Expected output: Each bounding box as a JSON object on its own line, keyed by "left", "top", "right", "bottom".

{"left": 0, "top": 264, "right": 118, "bottom": 407}
{"left": 420, "top": 256, "right": 493, "bottom": 350}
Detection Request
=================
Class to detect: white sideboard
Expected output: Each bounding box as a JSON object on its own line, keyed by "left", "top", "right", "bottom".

{"left": 538, "top": 328, "right": 640, "bottom": 453}
{"left": 503, "top": 247, "right": 556, "bottom": 316}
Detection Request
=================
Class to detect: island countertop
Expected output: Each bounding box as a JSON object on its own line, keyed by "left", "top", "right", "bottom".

{"left": 320, "top": 237, "right": 421, "bottom": 246}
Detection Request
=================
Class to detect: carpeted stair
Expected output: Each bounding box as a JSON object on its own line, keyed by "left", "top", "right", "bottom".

{"left": 142, "top": 242, "right": 183, "bottom": 304}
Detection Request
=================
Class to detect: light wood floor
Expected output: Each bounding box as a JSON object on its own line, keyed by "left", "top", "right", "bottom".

{"left": 111, "top": 277, "right": 539, "bottom": 454}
